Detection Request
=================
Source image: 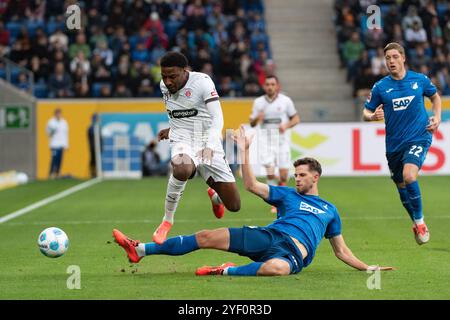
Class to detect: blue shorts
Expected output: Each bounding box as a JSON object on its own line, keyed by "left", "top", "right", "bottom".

{"left": 386, "top": 142, "right": 430, "bottom": 183}
{"left": 228, "top": 226, "right": 304, "bottom": 274}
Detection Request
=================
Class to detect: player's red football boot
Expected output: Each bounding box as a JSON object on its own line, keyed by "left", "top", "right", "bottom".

{"left": 152, "top": 220, "right": 172, "bottom": 244}
{"left": 207, "top": 187, "right": 225, "bottom": 219}
{"left": 112, "top": 229, "right": 142, "bottom": 263}
{"left": 412, "top": 223, "right": 430, "bottom": 245}
{"left": 195, "top": 262, "right": 236, "bottom": 276}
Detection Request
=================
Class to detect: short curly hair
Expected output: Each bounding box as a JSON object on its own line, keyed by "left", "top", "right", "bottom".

{"left": 160, "top": 51, "right": 189, "bottom": 68}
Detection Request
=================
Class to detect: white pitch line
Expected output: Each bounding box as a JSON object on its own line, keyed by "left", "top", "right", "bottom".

{"left": 2, "top": 215, "right": 450, "bottom": 227}
{"left": 0, "top": 178, "right": 102, "bottom": 224}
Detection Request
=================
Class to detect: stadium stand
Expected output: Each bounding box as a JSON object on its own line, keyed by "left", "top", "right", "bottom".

{"left": 0, "top": 0, "right": 270, "bottom": 98}
{"left": 334, "top": 0, "right": 450, "bottom": 103}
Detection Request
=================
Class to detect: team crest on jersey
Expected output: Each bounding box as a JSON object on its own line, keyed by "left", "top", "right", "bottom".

{"left": 392, "top": 95, "right": 415, "bottom": 111}
{"left": 299, "top": 202, "right": 325, "bottom": 214}
{"left": 411, "top": 82, "right": 418, "bottom": 90}
{"left": 185, "top": 89, "right": 192, "bottom": 97}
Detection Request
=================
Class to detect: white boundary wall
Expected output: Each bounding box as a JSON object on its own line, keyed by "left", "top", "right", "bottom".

{"left": 247, "top": 122, "right": 450, "bottom": 177}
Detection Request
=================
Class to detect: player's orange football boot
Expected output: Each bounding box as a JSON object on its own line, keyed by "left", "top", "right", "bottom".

{"left": 195, "top": 262, "right": 236, "bottom": 276}
{"left": 207, "top": 187, "right": 225, "bottom": 219}
{"left": 412, "top": 223, "right": 430, "bottom": 245}
{"left": 112, "top": 229, "right": 142, "bottom": 263}
{"left": 152, "top": 220, "right": 172, "bottom": 244}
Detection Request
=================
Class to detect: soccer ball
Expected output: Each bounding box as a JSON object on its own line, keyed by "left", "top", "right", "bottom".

{"left": 37, "top": 227, "right": 69, "bottom": 258}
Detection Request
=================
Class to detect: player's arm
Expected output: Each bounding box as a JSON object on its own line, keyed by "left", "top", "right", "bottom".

{"left": 280, "top": 98, "right": 300, "bottom": 132}
{"left": 233, "top": 126, "right": 270, "bottom": 200}
{"left": 427, "top": 93, "right": 441, "bottom": 133}
{"left": 158, "top": 128, "right": 170, "bottom": 141}
{"left": 329, "top": 235, "right": 394, "bottom": 271}
{"left": 197, "top": 75, "right": 223, "bottom": 163}
{"left": 363, "top": 105, "right": 384, "bottom": 121}
{"left": 195, "top": 98, "right": 224, "bottom": 164}
{"left": 249, "top": 100, "right": 264, "bottom": 127}
{"left": 249, "top": 114, "right": 264, "bottom": 127}
{"left": 362, "top": 84, "right": 384, "bottom": 121}
{"left": 46, "top": 121, "right": 55, "bottom": 136}
{"left": 280, "top": 113, "right": 300, "bottom": 133}
{"left": 205, "top": 97, "right": 224, "bottom": 147}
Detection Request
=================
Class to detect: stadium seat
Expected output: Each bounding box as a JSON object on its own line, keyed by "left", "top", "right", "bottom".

{"left": 10, "top": 67, "right": 21, "bottom": 84}
{"left": 0, "top": 1, "right": 272, "bottom": 99}
{"left": 5, "top": 21, "right": 22, "bottom": 39}
{"left": 33, "top": 83, "right": 48, "bottom": 98}
{"left": 164, "top": 21, "right": 182, "bottom": 40}
{"left": 26, "top": 21, "right": 45, "bottom": 37}
{"left": 46, "top": 20, "right": 65, "bottom": 35}
{"left": 92, "top": 82, "right": 112, "bottom": 97}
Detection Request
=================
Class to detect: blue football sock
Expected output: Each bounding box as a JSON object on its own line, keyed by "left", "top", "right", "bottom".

{"left": 405, "top": 181, "right": 423, "bottom": 221}
{"left": 145, "top": 234, "right": 199, "bottom": 256}
{"left": 225, "top": 262, "right": 263, "bottom": 276}
{"left": 397, "top": 186, "right": 415, "bottom": 221}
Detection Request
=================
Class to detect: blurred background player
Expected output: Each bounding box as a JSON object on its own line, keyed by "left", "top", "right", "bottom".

{"left": 46, "top": 108, "right": 68, "bottom": 179}
{"left": 249, "top": 75, "right": 300, "bottom": 213}
{"left": 152, "top": 51, "right": 241, "bottom": 244}
{"left": 113, "top": 127, "right": 393, "bottom": 276}
{"left": 363, "top": 42, "right": 441, "bottom": 245}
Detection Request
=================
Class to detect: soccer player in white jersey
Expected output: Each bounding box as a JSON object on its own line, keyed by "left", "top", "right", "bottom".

{"left": 250, "top": 75, "right": 300, "bottom": 213}
{"left": 150, "top": 51, "right": 241, "bottom": 244}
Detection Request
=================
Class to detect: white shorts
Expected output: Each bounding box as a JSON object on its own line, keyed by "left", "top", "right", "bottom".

{"left": 257, "top": 138, "right": 291, "bottom": 169}
{"left": 170, "top": 141, "right": 235, "bottom": 183}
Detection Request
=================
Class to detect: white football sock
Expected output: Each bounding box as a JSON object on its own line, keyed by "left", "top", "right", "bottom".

{"left": 163, "top": 175, "right": 187, "bottom": 224}
{"left": 136, "top": 243, "right": 146, "bottom": 257}
{"left": 414, "top": 218, "right": 424, "bottom": 225}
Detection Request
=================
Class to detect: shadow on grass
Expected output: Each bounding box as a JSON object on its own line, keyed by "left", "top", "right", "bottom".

{"left": 427, "top": 247, "right": 450, "bottom": 254}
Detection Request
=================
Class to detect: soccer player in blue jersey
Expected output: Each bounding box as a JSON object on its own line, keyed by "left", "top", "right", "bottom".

{"left": 363, "top": 42, "right": 442, "bottom": 245}
{"left": 112, "top": 127, "right": 392, "bottom": 276}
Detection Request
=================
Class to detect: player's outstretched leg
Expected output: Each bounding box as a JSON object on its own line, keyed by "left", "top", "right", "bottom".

{"left": 112, "top": 229, "right": 143, "bottom": 264}
{"left": 196, "top": 259, "right": 291, "bottom": 276}
{"left": 195, "top": 262, "right": 236, "bottom": 275}
{"left": 114, "top": 229, "right": 202, "bottom": 263}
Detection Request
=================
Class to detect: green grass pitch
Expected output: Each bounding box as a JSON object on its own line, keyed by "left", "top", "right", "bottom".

{"left": 0, "top": 176, "right": 449, "bottom": 300}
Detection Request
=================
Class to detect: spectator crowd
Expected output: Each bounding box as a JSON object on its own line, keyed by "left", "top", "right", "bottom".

{"left": 0, "top": 0, "right": 272, "bottom": 98}
{"left": 334, "top": 0, "right": 450, "bottom": 104}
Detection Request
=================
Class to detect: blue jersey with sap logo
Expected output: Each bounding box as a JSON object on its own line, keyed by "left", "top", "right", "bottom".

{"left": 364, "top": 71, "right": 437, "bottom": 153}
{"left": 265, "top": 185, "right": 342, "bottom": 268}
